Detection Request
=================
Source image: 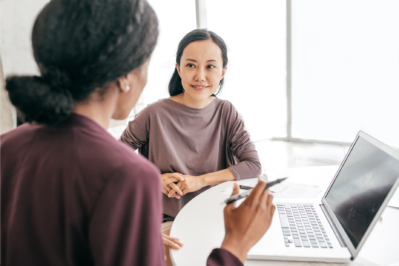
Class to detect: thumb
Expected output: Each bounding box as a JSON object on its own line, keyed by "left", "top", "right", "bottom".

{"left": 225, "top": 183, "right": 239, "bottom": 212}
{"left": 231, "top": 182, "right": 239, "bottom": 196}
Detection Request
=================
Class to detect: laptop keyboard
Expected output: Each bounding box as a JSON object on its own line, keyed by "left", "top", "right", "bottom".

{"left": 277, "top": 203, "right": 333, "bottom": 249}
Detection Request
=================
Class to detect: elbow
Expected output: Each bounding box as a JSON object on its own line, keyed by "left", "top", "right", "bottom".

{"left": 253, "top": 161, "right": 262, "bottom": 176}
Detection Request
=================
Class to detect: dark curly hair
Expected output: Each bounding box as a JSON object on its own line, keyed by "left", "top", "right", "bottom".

{"left": 6, "top": 0, "right": 158, "bottom": 125}
{"left": 168, "top": 29, "right": 228, "bottom": 97}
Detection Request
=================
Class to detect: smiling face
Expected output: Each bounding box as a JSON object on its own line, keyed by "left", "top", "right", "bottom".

{"left": 176, "top": 39, "right": 227, "bottom": 106}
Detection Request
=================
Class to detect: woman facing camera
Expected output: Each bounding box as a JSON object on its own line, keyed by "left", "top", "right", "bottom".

{"left": 120, "top": 30, "right": 261, "bottom": 232}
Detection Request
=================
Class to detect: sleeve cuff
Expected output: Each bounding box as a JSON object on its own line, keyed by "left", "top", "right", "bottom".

{"left": 206, "top": 248, "right": 243, "bottom": 266}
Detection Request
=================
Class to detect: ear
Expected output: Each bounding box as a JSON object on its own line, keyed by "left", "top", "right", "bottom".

{"left": 175, "top": 63, "right": 182, "bottom": 77}
{"left": 117, "top": 72, "right": 136, "bottom": 93}
{"left": 220, "top": 67, "right": 228, "bottom": 80}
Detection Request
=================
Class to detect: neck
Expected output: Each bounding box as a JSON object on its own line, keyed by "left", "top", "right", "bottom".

{"left": 72, "top": 89, "right": 118, "bottom": 130}
{"left": 177, "top": 92, "right": 214, "bottom": 109}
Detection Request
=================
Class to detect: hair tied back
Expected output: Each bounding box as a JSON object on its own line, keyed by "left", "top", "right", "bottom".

{"left": 41, "top": 67, "right": 71, "bottom": 92}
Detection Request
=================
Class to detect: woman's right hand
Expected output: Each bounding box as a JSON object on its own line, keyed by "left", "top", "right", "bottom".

{"left": 221, "top": 181, "right": 276, "bottom": 263}
{"left": 161, "top": 173, "right": 185, "bottom": 199}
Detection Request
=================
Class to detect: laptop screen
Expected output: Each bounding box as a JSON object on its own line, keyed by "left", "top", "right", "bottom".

{"left": 325, "top": 135, "right": 399, "bottom": 249}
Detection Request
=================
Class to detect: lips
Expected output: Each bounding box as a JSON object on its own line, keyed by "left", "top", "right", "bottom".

{"left": 191, "top": 85, "right": 209, "bottom": 91}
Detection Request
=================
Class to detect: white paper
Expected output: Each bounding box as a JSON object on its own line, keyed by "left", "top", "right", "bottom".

{"left": 388, "top": 188, "right": 399, "bottom": 209}
{"left": 386, "top": 261, "right": 399, "bottom": 266}
{"left": 220, "top": 179, "right": 259, "bottom": 196}
{"left": 270, "top": 182, "right": 322, "bottom": 199}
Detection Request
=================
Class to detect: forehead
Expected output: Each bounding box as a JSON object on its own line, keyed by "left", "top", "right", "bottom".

{"left": 181, "top": 39, "right": 223, "bottom": 63}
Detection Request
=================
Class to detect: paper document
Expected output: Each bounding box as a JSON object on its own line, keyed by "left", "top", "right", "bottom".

{"left": 220, "top": 179, "right": 258, "bottom": 196}
{"left": 270, "top": 182, "right": 322, "bottom": 199}
{"left": 388, "top": 188, "right": 399, "bottom": 209}
{"left": 220, "top": 180, "right": 321, "bottom": 200}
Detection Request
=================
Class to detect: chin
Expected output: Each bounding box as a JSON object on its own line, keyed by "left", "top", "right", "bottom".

{"left": 189, "top": 90, "right": 213, "bottom": 99}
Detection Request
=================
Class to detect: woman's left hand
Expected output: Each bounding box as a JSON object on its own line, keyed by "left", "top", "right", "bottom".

{"left": 162, "top": 234, "right": 183, "bottom": 250}
{"left": 175, "top": 175, "right": 205, "bottom": 196}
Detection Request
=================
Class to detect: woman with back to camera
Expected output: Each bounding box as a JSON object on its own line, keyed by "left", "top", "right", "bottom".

{"left": 1, "top": 0, "right": 275, "bottom": 265}
{"left": 120, "top": 29, "right": 262, "bottom": 252}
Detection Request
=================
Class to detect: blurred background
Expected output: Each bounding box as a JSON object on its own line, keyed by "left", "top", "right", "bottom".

{"left": 1, "top": 0, "right": 399, "bottom": 172}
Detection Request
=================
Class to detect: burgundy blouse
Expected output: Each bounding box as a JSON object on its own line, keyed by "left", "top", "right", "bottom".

{"left": 1, "top": 113, "right": 242, "bottom": 266}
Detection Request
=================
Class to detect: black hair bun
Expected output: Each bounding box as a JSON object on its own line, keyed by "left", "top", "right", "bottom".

{"left": 5, "top": 76, "right": 74, "bottom": 125}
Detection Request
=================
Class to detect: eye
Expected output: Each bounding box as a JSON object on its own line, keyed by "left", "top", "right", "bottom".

{"left": 207, "top": 65, "right": 216, "bottom": 69}
{"left": 186, "top": 63, "right": 195, "bottom": 68}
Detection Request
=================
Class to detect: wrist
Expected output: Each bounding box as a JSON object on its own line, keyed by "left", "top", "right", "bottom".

{"left": 199, "top": 174, "right": 210, "bottom": 187}
{"left": 221, "top": 237, "right": 249, "bottom": 263}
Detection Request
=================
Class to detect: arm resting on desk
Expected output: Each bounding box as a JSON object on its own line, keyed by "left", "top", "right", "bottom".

{"left": 207, "top": 248, "right": 243, "bottom": 266}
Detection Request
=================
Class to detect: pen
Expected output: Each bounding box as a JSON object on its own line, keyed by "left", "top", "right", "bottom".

{"left": 224, "top": 177, "right": 287, "bottom": 205}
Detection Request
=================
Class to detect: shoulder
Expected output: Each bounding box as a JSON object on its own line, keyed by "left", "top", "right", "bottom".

{"left": 131, "top": 99, "right": 175, "bottom": 123}
{"left": 214, "top": 98, "right": 240, "bottom": 118}
{"left": 108, "top": 142, "right": 160, "bottom": 187}
{"left": 137, "top": 98, "right": 172, "bottom": 115}
{"left": 82, "top": 131, "right": 157, "bottom": 172}
{"left": 1, "top": 123, "right": 41, "bottom": 149}
{"left": 76, "top": 131, "right": 160, "bottom": 189}
{"left": 215, "top": 98, "right": 235, "bottom": 110}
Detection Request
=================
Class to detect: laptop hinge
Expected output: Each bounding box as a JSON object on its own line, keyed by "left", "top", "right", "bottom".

{"left": 320, "top": 204, "right": 347, "bottom": 249}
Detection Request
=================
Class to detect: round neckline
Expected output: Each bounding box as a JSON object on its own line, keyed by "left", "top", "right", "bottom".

{"left": 166, "top": 97, "right": 219, "bottom": 113}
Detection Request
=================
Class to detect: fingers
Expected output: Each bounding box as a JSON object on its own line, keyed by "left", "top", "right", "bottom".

{"left": 246, "top": 180, "right": 266, "bottom": 202}
{"left": 179, "top": 182, "right": 186, "bottom": 192}
{"left": 170, "top": 173, "right": 184, "bottom": 182}
{"left": 163, "top": 177, "right": 183, "bottom": 187}
{"left": 270, "top": 204, "right": 276, "bottom": 217}
{"left": 168, "top": 182, "right": 183, "bottom": 196}
{"left": 163, "top": 236, "right": 183, "bottom": 250}
{"left": 167, "top": 187, "right": 182, "bottom": 199}
{"left": 266, "top": 193, "right": 273, "bottom": 207}
{"left": 163, "top": 234, "right": 184, "bottom": 247}
{"left": 259, "top": 187, "right": 269, "bottom": 207}
{"left": 259, "top": 192, "right": 275, "bottom": 219}
{"left": 168, "top": 188, "right": 177, "bottom": 198}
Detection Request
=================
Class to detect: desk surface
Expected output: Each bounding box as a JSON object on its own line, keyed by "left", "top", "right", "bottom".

{"left": 170, "top": 166, "right": 399, "bottom": 266}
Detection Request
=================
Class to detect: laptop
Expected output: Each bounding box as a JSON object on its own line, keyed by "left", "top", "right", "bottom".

{"left": 247, "top": 131, "right": 399, "bottom": 262}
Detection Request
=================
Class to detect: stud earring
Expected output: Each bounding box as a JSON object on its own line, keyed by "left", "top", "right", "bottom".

{"left": 126, "top": 85, "right": 130, "bottom": 92}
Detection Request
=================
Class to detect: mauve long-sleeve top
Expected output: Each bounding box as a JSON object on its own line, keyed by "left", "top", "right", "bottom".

{"left": 120, "top": 98, "right": 262, "bottom": 218}
{"left": 1, "top": 113, "right": 243, "bottom": 266}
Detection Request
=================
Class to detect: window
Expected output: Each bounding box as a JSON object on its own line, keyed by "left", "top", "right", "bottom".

{"left": 291, "top": 0, "right": 399, "bottom": 147}
{"left": 141, "top": 0, "right": 197, "bottom": 110}
{"left": 206, "top": 0, "right": 287, "bottom": 141}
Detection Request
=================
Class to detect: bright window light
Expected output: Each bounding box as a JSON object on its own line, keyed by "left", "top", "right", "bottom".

{"left": 292, "top": 0, "right": 399, "bottom": 147}
{"left": 142, "top": 0, "right": 197, "bottom": 108}
{"left": 206, "top": 0, "right": 287, "bottom": 141}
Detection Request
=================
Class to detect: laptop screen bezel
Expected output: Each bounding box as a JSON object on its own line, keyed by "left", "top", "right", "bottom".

{"left": 321, "top": 131, "right": 399, "bottom": 260}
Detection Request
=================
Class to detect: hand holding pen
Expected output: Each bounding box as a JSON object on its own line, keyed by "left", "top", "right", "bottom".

{"left": 221, "top": 181, "right": 276, "bottom": 262}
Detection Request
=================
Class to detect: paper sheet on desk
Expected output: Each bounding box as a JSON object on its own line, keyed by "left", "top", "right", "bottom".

{"left": 220, "top": 179, "right": 258, "bottom": 196}
{"left": 388, "top": 188, "right": 399, "bottom": 209}
{"left": 220, "top": 180, "right": 322, "bottom": 200}
{"left": 270, "top": 182, "right": 321, "bottom": 199}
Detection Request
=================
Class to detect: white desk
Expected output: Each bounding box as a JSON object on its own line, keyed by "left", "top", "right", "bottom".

{"left": 170, "top": 166, "right": 399, "bottom": 266}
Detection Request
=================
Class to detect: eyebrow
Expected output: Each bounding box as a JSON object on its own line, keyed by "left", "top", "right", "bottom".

{"left": 186, "top": 59, "right": 218, "bottom": 63}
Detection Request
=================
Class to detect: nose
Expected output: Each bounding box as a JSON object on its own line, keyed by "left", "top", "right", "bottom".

{"left": 194, "top": 67, "right": 206, "bottom": 82}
